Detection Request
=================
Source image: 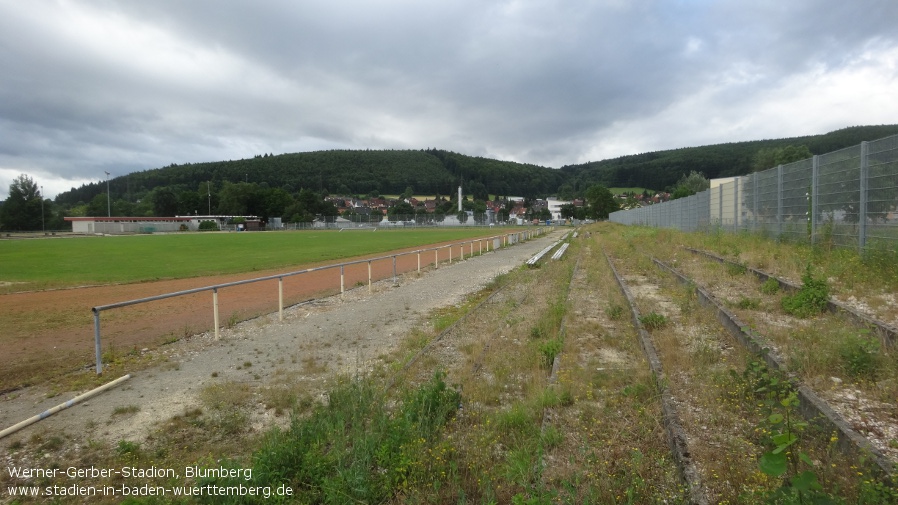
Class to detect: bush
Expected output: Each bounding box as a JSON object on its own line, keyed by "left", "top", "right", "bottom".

{"left": 760, "top": 277, "right": 780, "bottom": 295}
{"left": 198, "top": 220, "right": 219, "bottom": 231}
{"left": 781, "top": 266, "right": 829, "bottom": 318}
{"left": 840, "top": 333, "right": 881, "bottom": 381}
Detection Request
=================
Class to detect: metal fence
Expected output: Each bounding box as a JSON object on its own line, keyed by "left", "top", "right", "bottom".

{"left": 609, "top": 134, "right": 898, "bottom": 253}
{"left": 89, "top": 228, "right": 546, "bottom": 374}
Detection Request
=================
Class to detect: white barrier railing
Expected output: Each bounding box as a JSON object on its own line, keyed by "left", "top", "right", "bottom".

{"left": 90, "top": 228, "right": 548, "bottom": 374}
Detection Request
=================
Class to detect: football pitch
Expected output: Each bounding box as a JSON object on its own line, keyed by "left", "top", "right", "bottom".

{"left": 0, "top": 228, "right": 508, "bottom": 291}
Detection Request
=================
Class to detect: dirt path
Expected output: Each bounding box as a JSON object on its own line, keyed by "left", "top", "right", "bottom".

{"left": 0, "top": 230, "right": 561, "bottom": 448}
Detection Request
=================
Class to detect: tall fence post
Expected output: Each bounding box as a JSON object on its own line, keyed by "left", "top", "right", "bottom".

{"left": 752, "top": 174, "right": 759, "bottom": 233}
{"left": 718, "top": 184, "right": 723, "bottom": 226}
{"left": 777, "top": 165, "right": 783, "bottom": 237}
{"left": 340, "top": 264, "right": 345, "bottom": 297}
{"left": 733, "top": 177, "right": 740, "bottom": 232}
{"left": 859, "top": 141, "right": 869, "bottom": 252}
{"left": 93, "top": 310, "right": 103, "bottom": 374}
{"left": 367, "top": 260, "right": 372, "bottom": 293}
{"left": 811, "top": 155, "right": 819, "bottom": 244}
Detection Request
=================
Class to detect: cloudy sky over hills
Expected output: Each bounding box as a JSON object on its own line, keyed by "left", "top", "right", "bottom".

{"left": 2, "top": 0, "right": 897, "bottom": 198}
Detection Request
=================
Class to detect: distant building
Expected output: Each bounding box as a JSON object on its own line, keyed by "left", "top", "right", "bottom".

{"left": 545, "top": 197, "right": 571, "bottom": 221}
{"left": 65, "top": 216, "right": 193, "bottom": 234}
{"left": 64, "top": 215, "right": 260, "bottom": 234}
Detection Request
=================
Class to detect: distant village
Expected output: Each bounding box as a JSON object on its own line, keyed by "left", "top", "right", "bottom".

{"left": 64, "top": 188, "right": 673, "bottom": 234}
{"left": 323, "top": 189, "right": 672, "bottom": 222}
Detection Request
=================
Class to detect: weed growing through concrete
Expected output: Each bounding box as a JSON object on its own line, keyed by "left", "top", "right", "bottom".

{"left": 760, "top": 277, "right": 780, "bottom": 295}
{"left": 781, "top": 265, "right": 830, "bottom": 318}
{"left": 111, "top": 405, "right": 140, "bottom": 417}
{"left": 639, "top": 312, "right": 668, "bottom": 330}
{"left": 605, "top": 302, "right": 624, "bottom": 320}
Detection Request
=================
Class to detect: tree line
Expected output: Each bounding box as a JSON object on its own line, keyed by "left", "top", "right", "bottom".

{"left": 3, "top": 125, "right": 896, "bottom": 231}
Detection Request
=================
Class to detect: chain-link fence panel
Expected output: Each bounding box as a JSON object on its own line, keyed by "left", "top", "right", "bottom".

{"left": 866, "top": 135, "right": 898, "bottom": 251}
{"left": 816, "top": 145, "right": 862, "bottom": 248}
{"left": 609, "top": 134, "right": 898, "bottom": 256}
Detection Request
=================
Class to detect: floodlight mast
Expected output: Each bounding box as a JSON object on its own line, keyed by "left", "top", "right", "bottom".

{"left": 104, "top": 171, "right": 111, "bottom": 217}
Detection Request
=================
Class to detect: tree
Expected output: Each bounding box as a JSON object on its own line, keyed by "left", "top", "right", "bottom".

{"left": 177, "top": 190, "right": 203, "bottom": 216}
{"left": 559, "top": 203, "right": 578, "bottom": 219}
{"left": 752, "top": 145, "right": 813, "bottom": 172}
{"left": 0, "top": 174, "right": 43, "bottom": 231}
{"left": 217, "top": 182, "right": 259, "bottom": 216}
{"left": 259, "top": 188, "right": 294, "bottom": 220}
{"left": 498, "top": 207, "right": 510, "bottom": 223}
{"left": 557, "top": 184, "right": 575, "bottom": 201}
{"left": 87, "top": 193, "right": 110, "bottom": 217}
{"left": 584, "top": 184, "right": 618, "bottom": 220}
{"left": 671, "top": 171, "right": 710, "bottom": 200}
{"left": 151, "top": 187, "right": 179, "bottom": 216}
{"left": 388, "top": 201, "right": 415, "bottom": 221}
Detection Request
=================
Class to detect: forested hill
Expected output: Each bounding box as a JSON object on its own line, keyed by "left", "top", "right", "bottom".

{"left": 55, "top": 124, "right": 898, "bottom": 207}
{"left": 56, "top": 149, "right": 562, "bottom": 206}
{"left": 559, "top": 125, "right": 898, "bottom": 193}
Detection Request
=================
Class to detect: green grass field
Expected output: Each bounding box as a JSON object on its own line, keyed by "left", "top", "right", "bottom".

{"left": 0, "top": 228, "right": 507, "bottom": 290}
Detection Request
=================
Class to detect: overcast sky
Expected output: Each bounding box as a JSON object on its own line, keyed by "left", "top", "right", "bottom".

{"left": 2, "top": 0, "right": 897, "bottom": 200}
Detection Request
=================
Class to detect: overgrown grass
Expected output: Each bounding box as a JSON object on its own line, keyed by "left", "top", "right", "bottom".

{"left": 197, "top": 372, "right": 461, "bottom": 504}
{"left": 601, "top": 222, "right": 896, "bottom": 503}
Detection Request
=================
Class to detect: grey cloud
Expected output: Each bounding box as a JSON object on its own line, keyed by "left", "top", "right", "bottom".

{"left": 1, "top": 0, "right": 896, "bottom": 199}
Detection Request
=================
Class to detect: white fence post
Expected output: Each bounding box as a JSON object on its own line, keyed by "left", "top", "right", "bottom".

{"left": 278, "top": 277, "right": 284, "bottom": 322}
{"left": 93, "top": 310, "right": 102, "bottom": 374}
{"left": 213, "top": 287, "right": 220, "bottom": 339}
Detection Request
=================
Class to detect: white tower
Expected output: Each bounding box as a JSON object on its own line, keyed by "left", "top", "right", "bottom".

{"left": 458, "top": 186, "right": 462, "bottom": 212}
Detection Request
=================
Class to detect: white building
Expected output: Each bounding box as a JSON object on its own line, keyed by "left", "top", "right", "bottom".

{"left": 65, "top": 215, "right": 260, "bottom": 234}
{"left": 546, "top": 197, "right": 571, "bottom": 221}
{"left": 65, "top": 216, "right": 194, "bottom": 234}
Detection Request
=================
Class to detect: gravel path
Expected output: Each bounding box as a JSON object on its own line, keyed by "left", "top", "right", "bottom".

{"left": 0, "top": 230, "right": 561, "bottom": 448}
